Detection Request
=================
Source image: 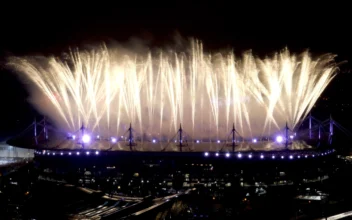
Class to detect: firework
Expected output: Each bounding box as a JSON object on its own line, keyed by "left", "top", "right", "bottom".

{"left": 9, "top": 40, "right": 337, "bottom": 140}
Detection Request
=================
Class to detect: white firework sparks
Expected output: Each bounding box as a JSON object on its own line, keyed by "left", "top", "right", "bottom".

{"left": 9, "top": 40, "right": 337, "bottom": 140}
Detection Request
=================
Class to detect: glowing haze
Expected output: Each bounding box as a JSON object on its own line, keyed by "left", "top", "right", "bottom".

{"left": 9, "top": 40, "right": 337, "bottom": 140}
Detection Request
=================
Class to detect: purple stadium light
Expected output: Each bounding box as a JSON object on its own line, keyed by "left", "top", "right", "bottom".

{"left": 252, "top": 138, "right": 257, "bottom": 143}
{"left": 237, "top": 153, "right": 242, "bottom": 158}
{"left": 226, "top": 153, "right": 230, "bottom": 158}
{"left": 86, "top": 151, "right": 90, "bottom": 155}
{"left": 60, "top": 152, "right": 63, "bottom": 155}
{"left": 290, "top": 135, "right": 294, "bottom": 139}
{"left": 95, "top": 151, "right": 99, "bottom": 155}
{"left": 215, "top": 153, "right": 219, "bottom": 157}
{"left": 248, "top": 154, "right": 252, "bottom": 159}
{"left": 76, "top": 152, "right": 80, "bottom": 155}
{"left": 297, "top": 155, "right": 300, "bottom": 159}
{"left": 196, "top": 140, "right": 200, "bottom": 143}
{"left": 72, "top": 135, "right": 76, "bottom": 140}
{"left": 217, "top": 140, "right": 221, "bottom": 143}
{"left": 281, "top": 155, "right": 284, "bottom": 159}
{"left": 204, "top": 152, "right": 209, "bottom": 157}
{"left": 53, "top": 153, "right": 55, "bottom": 156}
{"left": 289, "top": 155, "right": 293, "bottom": 159}
{"left": 260, "top": 155, "right": 264, "bottom": 159}
{"left": 111, "top": 137, "right": 117, "bottom": 143}
{"left": 272, "top": 155, "right": 275, "bottom": 159}
{"left": 69, "top": 152, "right": 72, "bottom": 155}
{"left": 152, "top": 139, "right": 156, "bottom": 143}
{"left": 82, "top": 134, "right": 91, "bottom": 144}
{"left": 276, "top": 136, "right": 283, "bottom": 143}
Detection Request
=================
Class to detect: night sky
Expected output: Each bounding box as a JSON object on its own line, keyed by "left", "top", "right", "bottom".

{"left": 1, "top": 2, "right": 351, "bottom": 138}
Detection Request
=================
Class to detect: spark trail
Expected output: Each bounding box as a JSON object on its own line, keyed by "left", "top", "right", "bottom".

{"left": 9, "top": 40, "right": 337, "bottom": 140}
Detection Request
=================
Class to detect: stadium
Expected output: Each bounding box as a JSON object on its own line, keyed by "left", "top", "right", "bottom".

{"left": 7, "top": 41, "right": 340, "bottom": 161}
{"left": 6, "top": 111, "right": 341, "bottom": 162}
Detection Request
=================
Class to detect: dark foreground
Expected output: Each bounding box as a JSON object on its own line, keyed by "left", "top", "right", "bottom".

{"left": 1, "top": 151, "right": 352, "bottom": 219}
